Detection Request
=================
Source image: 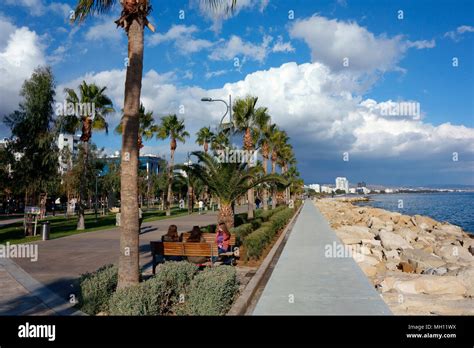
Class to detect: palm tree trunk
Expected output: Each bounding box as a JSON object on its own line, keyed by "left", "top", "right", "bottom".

{"left": 218, "top": 202, "right": 234, "bottom": 228}
{"left": 166, "top": 148, "right": 175, "bottom": 216}
{"left": 271, "top": 160, "right": 277, "bottom": 209}
{"left": 247, "top": 188, "right": 254, "bottom": 219}
{"left": 187, "top": 185, "right": 193, "bottom": 214}
{"left": 77, "top": 141, "right": 89, "bottom": 230}
{"left": 262, "top": 156, "right": 268, "bottom": 211}
{"left": 117, "top": 18, "right": 143, "bottom": 289}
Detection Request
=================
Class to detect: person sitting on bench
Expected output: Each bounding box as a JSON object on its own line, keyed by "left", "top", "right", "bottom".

{"left": 186, "top": 226, "right": 208, "bottom": 264}
{"left": 160, "top": 225, "right": 183, "bottom": 262}
{"left": 215, "top": 222, "right": 233, "bottom": 265}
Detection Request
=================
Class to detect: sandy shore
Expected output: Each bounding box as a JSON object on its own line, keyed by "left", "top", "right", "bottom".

{"left": 315, "top": 197, "right": 474, "bottom": 315}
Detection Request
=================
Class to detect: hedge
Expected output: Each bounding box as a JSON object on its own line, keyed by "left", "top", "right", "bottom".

{"left": 150, "top": 261, "right": 198, "bottom": 312}
{"left": 77, "top": 264, "right": 117, "bottom": 315}
{"left": 175, "top": 266, "right": 239, "bottom": 316}
{"left": 108, "top": 280, "right": 166, "bottom": 315}
{"left": 243, "top": 208, "right": 295, "bottom": 260}
{"left": 255, "top": 205, "right": 286, "bottom": 222}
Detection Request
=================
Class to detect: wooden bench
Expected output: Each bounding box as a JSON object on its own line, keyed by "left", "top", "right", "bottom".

{"left": 180, "top": 232, "right": 236, "bottom": 246}
{"left": 150, "top": 238, "right": 237, "bottom": 275}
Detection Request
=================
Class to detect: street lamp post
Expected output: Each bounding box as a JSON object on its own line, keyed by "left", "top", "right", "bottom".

{"left": 201, "top": 95, "right": 233, "bottom": 131}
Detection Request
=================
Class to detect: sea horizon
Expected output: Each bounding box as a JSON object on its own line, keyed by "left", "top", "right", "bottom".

{"left": 355, "top": 191, "right": 474, "bottom": 234}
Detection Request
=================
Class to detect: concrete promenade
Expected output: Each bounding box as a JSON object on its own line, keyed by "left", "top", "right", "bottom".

{"left": 253, "top": 200, "right": 391, "bottom": 315}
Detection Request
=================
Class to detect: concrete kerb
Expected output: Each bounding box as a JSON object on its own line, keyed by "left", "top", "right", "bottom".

{"left": 227, "top": 203, "right": 304, "bottom": 316}
{"left": 0, "top": 257, "right": 86, "bottom": 316}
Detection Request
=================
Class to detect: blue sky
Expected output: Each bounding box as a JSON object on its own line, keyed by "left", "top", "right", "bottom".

{"left": 1, "top": 0, "right": 473, "bottom": 186}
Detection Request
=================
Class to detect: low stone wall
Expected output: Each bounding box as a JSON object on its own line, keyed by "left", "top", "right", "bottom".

{"left": 315, "top": 198, "right": 474, "bottom": 315}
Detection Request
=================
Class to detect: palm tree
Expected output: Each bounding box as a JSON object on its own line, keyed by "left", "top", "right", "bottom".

{"left": 115, "top": 103, "right": 157, "bottom": 152}
{"left": 277, "top": 143, "right": 295, "bottom": 204}
{"left": 269, "top": 128, "right": 289, "bottom": 209}
{"left": 255, "top": 114, "right": 273, "bottom": 211}
{"left": 196, "top": 126, "right": 214, "bottom": 153}
{"left": 210, "top": 129, "right": 231, "bottom": 151}
{"left": 61, "top": 81, "right": 114, "bottom": 230}
{"left": 233, "top": 96, "right": 266, "bottom": 219}
{"left": 179, "top": 152, "right": 283, "bottom": 228}
{"left": 72, "top": 0, "right": 236, "bottom": 289}
{"left": 116, "top": 103, "right": 157, "bottom": 207}
{"left": 156, "top": 114, "right": 189, "bottom": 216}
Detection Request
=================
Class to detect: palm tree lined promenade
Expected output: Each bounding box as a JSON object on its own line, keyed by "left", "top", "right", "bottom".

{"left": 70, "top": 0, "right": 301, "bottom": 290}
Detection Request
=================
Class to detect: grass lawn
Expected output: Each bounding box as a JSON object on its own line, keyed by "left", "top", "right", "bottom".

{"left": 0, "top": 207, "right": 190, "bottom": 245}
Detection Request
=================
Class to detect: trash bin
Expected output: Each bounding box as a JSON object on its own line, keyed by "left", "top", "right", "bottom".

{"left": 42, "top": 221, "right": 50, "bottom": 241}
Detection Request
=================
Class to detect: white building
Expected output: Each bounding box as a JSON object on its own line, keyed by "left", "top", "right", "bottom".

{"left": 349, "top": 188, "right": 356, "bottom": 194}
{"left": 308, "top": 184, "right": 320, "bottom": 192}
{"left": 321, "top": 185, "right": 334, "bottom": 194}
{"left": 335, "top": 177, "right": 349, "bottom": 193}
{"left": 57, "top": 133, "right": 80, "bottom": 174}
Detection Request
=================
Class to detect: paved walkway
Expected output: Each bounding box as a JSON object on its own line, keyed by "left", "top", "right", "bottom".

{"left": 2, "top": 209, "right": 239, "bottom": 315}
{"left": 252, "top": 200, "right": 391, "bottom": 315}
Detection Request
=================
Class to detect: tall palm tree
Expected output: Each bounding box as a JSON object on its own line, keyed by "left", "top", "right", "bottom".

{"left": 255, "top": 113, "right": 273, "bottom": 211}
{"left": 61, "top": 81, "right": 114, "bottom": 230}
{"left": 156, "top": 114, "right": 189, "bottom": 216}
{"left": 179, "top": 152, "right": 283, "bottom": 228}
{"left": 72, "top": 0, "right": 236, "bottom": 289}
{"left": 233, "top": 96, "right": 265, "bottom": 219}
{"left": 115, "top": 103, "right": 157, "bottom": 207}
{"left": 210, "top": 129, "right": 230, "bottom": 151}
{"left": 269, "top": 128, "right": 289, "bottom": 209}
{"left": 196, "top": 126, "right": 214, "bottom": 153}
{"left": 277, "top": 143, "right": 295, "bottom": 204}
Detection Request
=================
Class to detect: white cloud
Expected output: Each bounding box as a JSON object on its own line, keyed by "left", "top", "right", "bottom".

{"left": 0, "top": 17, "right": 46, "bottom": 120}
{"left": 290, "top": 16, "right": 434, "bottom": 73}
{"left": 148, "top": 24, "right": 214, "bottom": 53}
{"left": 85, "top": 18, "right": 123, "bottom": 42}
{"left": 272, "top": 36, "right": 295, "bottom": 53}
{"left": 444, "top": 25, "right": 474, "bottom": 42}
{"left": 405, "top": 39, "right": 436, "bottom": 49}
{"left": 197, "top": 0, "right": 270, "bottom": 33}
{"left": 209, "top": 35, "right": 272, "bottom": 62}
{"left": 205, "top": 69, "right": 229, "bottom": 79}
{"left": 58, "top": 61, "right": 474, "bottom": 170}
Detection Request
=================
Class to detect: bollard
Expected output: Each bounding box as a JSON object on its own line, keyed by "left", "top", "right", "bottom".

{"left": 42, "top": 221, "right": 50, "bottom": 241}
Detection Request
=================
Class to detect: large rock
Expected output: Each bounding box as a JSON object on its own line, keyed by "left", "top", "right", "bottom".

{"left": 456, "top": 267, "right": 474, "bottom": 297}
{"left": 378, "top": 230, "right": 413, "bottom": 251}
{"left": 336, "top": 225, "right": 374, "bottom": 245}
{"left": 380, "top": 275, "right": 467, "bottom": 295}
{"left": 434, "top": 245, "right": 474, "bottom": 263}
{"left": 414, "top": 215, "right": 439, "bottom": 231}
{"left": 367, "top": 216, "right": 386, "bottom": 231}
{"left": 397, "top": 228, "right": 418, "bottom": 243}
{"left": 383, "top": 249, "right": 400, "bottom": 261}
{"left": 400, "top": 249, "right": 446, "bottom": 272}
{"left": 436, "top": 224, "right": 463, "bottom": 238}
{"left": 358, "top": 262, "right": 378, "bottom": 277}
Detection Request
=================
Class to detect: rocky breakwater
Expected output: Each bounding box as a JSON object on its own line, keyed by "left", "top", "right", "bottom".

{"left": 315, "top": 198, "right": 474, "bottom": 315}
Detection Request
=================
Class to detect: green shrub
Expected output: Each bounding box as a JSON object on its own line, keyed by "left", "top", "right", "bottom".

{"left": 77, "top": 264, "right": 117, "bottom": 315}
{"left": 243, "top": 208, "right": 295, "bottom": 260}
{"left": 250, "top": 217, "right": 263, "bottom": 229}
{"left": 108, "top": 280, "right": 166, "bottom": 316}
{"left": 255, "top": 205, "right": 286, "bottom": 221}
{"left": 176, "top": 266, "right": 239, "bottom": 316}
{"left": 231, "top": 223, "right": 253, "bottom": 244}
{"left": 150, "top": 261, "right": 198, "bottom": 311}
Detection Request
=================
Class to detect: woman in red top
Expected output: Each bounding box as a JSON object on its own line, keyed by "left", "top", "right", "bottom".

{"left": 215, "top": 222, "right": 231, "bottom": 253}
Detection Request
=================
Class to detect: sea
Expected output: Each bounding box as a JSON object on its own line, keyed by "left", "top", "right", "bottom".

{"left": 355, "top": 192, "right": 474, "bottom": 234}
